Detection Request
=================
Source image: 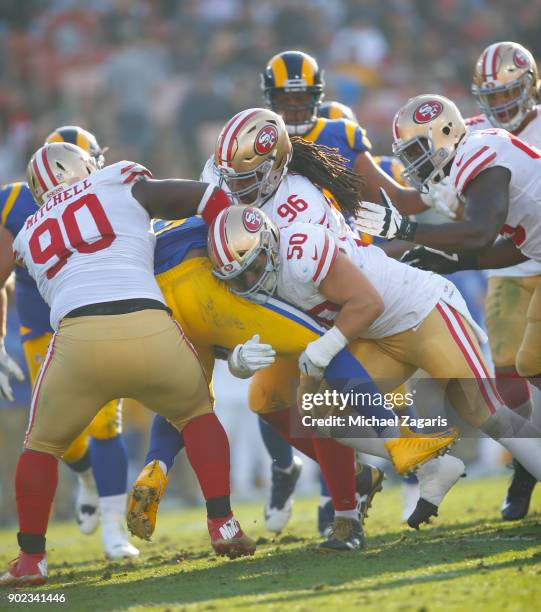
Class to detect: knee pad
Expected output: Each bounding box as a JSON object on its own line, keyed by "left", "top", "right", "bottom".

{"left": 88, "top": 400, "right": 122, "bottom": 439}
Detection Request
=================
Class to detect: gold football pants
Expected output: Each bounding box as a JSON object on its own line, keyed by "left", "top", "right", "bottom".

{"left": 24, "top": 310, "right": 211, "bottom": 458}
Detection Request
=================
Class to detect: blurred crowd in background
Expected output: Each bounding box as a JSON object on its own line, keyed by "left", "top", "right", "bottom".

{"left": 1, "top": 0, "right": 540, "bottom": 523}
{"left": 1, "top": 0, "right": 541, "bottom": 181}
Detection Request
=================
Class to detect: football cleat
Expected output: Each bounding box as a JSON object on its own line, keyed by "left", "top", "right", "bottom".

{"left": 264, "top": 456, "right": 303, "bottom": 533}
{"left": 103, "top": 516, "right": 140, "bottom": 560}
{"left": 501, "top": 459, "right": 537, "bottom": 521}
{"left": 319, "top": 517, "right": 365, "bottom": 551}
{"left": 0, "top": 552, "right": 47, "bottom": 587}
{"left": 355, "top": 463, "right": 385, "bottom": 524}
{"left": 408, "top": 454, "right": 465, "bottom": 529}
{"left": 384, "top": 427, "right": 459, "bottom": 475}
{"left": 317, "top": 500, "right": 334, "bottom": 537}
{"left": 75, "top": 473, "right": 99, "bottom": 535}
{"left": 208, "top": 514, "right": 256, "bottom": 559}
{"left": 318, "top": 463, "right": 384, "bottom": 537}
{"left": 127, "top": 460, "right": 168, "bottom": 540}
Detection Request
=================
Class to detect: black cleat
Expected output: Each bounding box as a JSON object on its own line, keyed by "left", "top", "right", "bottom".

{"left": 356, "top": 464, "right": 385, "bottom": 524}
{"left": 407, "top": 498, "right": 438, "bottom": 530}
{"left": 501, "top": 460, "right": 537, "bottom": 521}
{"left": 319, "top": 517, "right": 365, "bottom": 550}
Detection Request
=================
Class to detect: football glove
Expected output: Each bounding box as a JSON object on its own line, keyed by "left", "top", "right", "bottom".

{"left": 298, "top": 351, "right": 326, "bottom": 380}
{"left": 420, "top": 177, "right": 460, "bottom": 220}
{"left": 400, "top": 246, "right": 477, "bottom": 274}
{"left": 228, "top": 334, "right": 275, "bottom": 379}
{"left": 0, "top": 339, "right": 25, "bottom": 402}
{"left": 355, "top": 188, "right": 417, "bottom": 241}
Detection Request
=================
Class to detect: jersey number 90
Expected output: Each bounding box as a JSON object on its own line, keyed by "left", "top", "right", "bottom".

{"left": 28, "top": 194, "right": 116, "bottom": 279}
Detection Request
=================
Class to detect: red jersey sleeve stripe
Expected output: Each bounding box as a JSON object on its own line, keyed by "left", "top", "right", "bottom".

{"left": 454, "top": 146, "right": 489, "bottom": 188}
{"left": 459, "top": 152, "right": 497, "bottom": 193}
{"left": 313, "top": 237, "right": 339, "bottom": 285}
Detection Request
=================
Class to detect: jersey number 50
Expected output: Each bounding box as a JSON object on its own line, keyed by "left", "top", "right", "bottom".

{"left": 29, "top": 194, "right": 116, "bottom": 279}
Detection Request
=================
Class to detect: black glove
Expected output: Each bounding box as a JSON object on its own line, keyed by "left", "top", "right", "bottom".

{"left": 400, "top": 246, "right": 477, "bottom": 273}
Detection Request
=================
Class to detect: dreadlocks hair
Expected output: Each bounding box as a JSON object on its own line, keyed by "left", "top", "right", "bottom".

{"left": 289, "top": 137, "right": 365, "bottom": 217}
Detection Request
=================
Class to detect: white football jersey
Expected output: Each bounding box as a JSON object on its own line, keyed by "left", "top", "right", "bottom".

{"left": 261, "top": 173, "right": 353, "bottom": 239}
{"left": 13, "top": 161, "right": 165, "bottom": 330}
{"left": 449, "top": 127, "right": 541, "bottom": 262}
{"left": 276, "top": 222, "right": 480, "bottom": 340}
{"left": 465, "top": 108, "right": 541, "bottom": 277}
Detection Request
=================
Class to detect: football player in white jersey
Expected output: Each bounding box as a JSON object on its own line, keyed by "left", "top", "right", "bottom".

{"left": 209, "top": 206, "right": 541, "bottom": 512}
{"left": 467, "top": 42, "right": 541, "bottom": 520}
{"left": 209, "top": 109, "right": 473, "bottom": 538}
{"left": 0, "top": 142, "right": 252, "bottom": 588}
{"left": 355, "top": 93, "right": 541, "bottom": 474}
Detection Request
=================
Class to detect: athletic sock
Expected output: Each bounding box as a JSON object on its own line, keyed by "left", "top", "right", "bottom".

{"left": 16, "top": 450, "right": 58, "bottom": 545}
{"left": 313, "top": 437, "right": 356, "bottom": 511}
{"left": 145, "top": 414, "right": 185, "bottom": 472}
{"left": 183, "top": 413, "right": 230, "bottom": 503}
{"left": 258, "top": 416, "right": 294, "bottom": 469}
{"left": 90, "top": 435, "right": 127, "bottom": 497}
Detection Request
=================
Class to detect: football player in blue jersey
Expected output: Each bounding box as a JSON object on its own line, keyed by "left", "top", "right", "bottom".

{"left": 261, "top": 50, "right": 437, "bottom": 213}
{"left": 0, "top": 126, "right": 138, "bottom": 559}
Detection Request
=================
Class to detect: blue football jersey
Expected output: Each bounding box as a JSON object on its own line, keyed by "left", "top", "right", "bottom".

{"left": 0, "top": 183, "right": 52, "bottom": 339}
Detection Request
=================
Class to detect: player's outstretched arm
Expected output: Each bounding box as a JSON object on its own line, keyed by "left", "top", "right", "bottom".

{"left": 358, "top": 167, "right": 511, "bottom": 251}
{"left": 354, "top": 151, "right": 429, "bottom": 215}
{"left": 401, "top": 238, "right": 528, "bottom": 274}
{"left": 132, "top": 179, "right": 229, "bottom": 223}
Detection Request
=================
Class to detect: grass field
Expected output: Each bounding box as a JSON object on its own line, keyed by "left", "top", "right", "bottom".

{"left": 1, "top": 475, "right": 540, "bottom": 611}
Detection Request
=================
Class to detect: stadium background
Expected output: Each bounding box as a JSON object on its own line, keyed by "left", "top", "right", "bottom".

{"left": 0, "top": 0, "right": 540, "bottom": 524}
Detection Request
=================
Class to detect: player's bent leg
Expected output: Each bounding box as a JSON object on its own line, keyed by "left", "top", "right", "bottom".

{"left": 412, "top": 302, "right": 541, "bottom": 516}
{"left": 133, "top": 315, "right": 254, "bottom": 559}
{"left": 127, "top": 346, "right": 214, "bottom": 542}
{"left": 340, "top": 340, "right": 460, "bottom": 475}
{"left": 486, "top": 276, "right": 538, "bottom": 520}
{"left": 3, "top": 327, "right": 109, "bottom": 587}
{"left": 22, "top": 331, "right": 100, "bottom": 536}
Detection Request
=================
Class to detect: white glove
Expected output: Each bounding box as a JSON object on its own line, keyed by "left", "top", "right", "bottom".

{"left": 0, "top": 339, "right": 25, "bottom": 402}
{"left": 354, "top": 189, "right": 417, "bottom": 241}
{"left": 299, "top": 326, "right": 349, "bottom": 381}
{"left": 420, "top": 177, "right": 460, "bottom": 220}
{"left": 298, "top": 350, "right": 325, "bottom": 380}
{"left": 228, "top": 334, "right": 276, "bottom": 379}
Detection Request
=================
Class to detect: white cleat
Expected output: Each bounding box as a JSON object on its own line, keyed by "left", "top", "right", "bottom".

{"left": 103, "top": 522, "right": 140, "bottom": 560}
{"left": 408, "top": 455, "right": 465, "bottom": 529}
{"left": 75, "top": 474, "right": 100, "bottom": 535}
{"left": 401, "top": 480, "right": 420, "bottom": 522}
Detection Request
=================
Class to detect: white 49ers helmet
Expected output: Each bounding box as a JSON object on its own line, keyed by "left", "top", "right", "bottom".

{"left": 208, "top": 206, "right": 280, "bottom": 303}
{"left": 472, "top": 41, "right": 539, "bottom": 132}
{"left": 214, "top": 108, "right": 292, "bottom": 208}
{"left": 27, "top": 142, "right": 98, "bottom": 205}
{"left": 392, "top": 94, "right": 466, "bottom": 191}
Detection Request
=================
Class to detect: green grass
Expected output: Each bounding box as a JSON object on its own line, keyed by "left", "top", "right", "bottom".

{"left": 1, "top": 475, "right": 540, "bottom": 611}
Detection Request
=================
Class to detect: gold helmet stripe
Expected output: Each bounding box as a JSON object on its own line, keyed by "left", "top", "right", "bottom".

{"left": 270, "top": 55, "right": 288, "bottom": 87}
{"left": 328, "top": 105, "right": 341, "bottom": 120}
{"left": 76, "top": 130, "right": 91, "bottom": 154}
{"left": 301, "top": 55, "right": 315, "bottom": 86}
{"left": 1, "top": 182, "right": 23, "bottom": 225}
{"left": 46, "top": 131, "right": 63, "bottom": 144}
{"left": 303, "top": 118, "right": 326, "bottom": 142}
